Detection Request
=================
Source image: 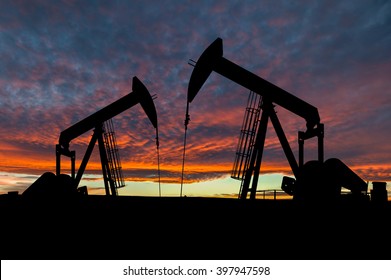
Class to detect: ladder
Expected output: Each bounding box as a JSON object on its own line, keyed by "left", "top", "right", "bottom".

{"left": 103, "top": 119, "right": 125, "bottom": 194}
{"left": 231, "top": 91, "right": 262, "bottom": 197}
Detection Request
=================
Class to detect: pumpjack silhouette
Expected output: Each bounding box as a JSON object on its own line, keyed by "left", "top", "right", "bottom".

{"left": 22, "top": 76, "right": 158, "bottom": 198}
{"left": 185, "top": 37, "right": 386, "bottom": 203}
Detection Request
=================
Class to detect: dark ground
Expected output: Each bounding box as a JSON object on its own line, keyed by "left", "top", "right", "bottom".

{"left": 1, "top": 194, "right": 390, "bottom": 260}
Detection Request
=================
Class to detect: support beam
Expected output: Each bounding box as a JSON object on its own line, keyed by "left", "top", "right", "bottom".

{"left": 318, "top": 123, "right": 324, "bottom": 163}
{"left": 268, "top": 105, "right": 299, "bottom": 178}
{"left": 75, "top": 130, "right": 99, "bottom": 188}
{"left": 298, "top": 131, "right": 309, "bottom": 168}
{"left": 298, "top": 123, "right": 324, "bottom": 166}
{"left": 97, "top": 127, "right": 114, "bottom": 196}
{"left": 249, "top": 107, "right": 269, "bottom": 200}
{"left": 56, "top": 144, "right": 75, "bottom": 177}
{"left": 243, "top": 100, "right": 300, "bottom": 199}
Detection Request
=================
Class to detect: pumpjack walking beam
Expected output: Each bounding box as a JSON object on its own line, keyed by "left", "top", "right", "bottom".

{"left": 187, "top": 38, "right": 324, "bottom": 199}
{"left": 56, "top": 76, "right": 158, "bottom": 195}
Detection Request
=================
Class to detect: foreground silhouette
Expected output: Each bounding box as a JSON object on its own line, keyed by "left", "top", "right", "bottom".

{"left": 1, "top": 192, "right": 390, "bottom": 260}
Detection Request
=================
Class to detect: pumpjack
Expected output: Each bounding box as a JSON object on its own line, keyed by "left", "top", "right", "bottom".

{"left": 186, "top": 37, "right": 369, "bottom": 202}
{"left": 23, "top": 76, "right": 158, "bottom": 198}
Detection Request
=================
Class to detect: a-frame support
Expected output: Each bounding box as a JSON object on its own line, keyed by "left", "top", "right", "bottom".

{"left": 239, "top": 98, "right": 323, "bottom": 200}
{"left": 56, "top": 123, "right": 117, "bottom": 196}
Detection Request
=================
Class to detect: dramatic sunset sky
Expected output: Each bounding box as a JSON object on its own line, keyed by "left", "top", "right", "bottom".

{"left": 0, "top": 0, "right": 390, "bottom": 197}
